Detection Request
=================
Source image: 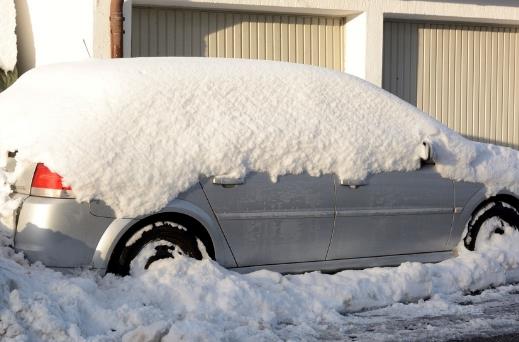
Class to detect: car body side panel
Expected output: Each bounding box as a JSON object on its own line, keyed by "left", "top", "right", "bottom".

{"left": 232, "top": 251, "right": 454, "bottom": 274}
{"left": 201, "top": 172, "right": 334, "bottom": 266}
{"left": 329, "top": 167, "right": 455, "bottom": 259}
{"left": 16, "top": 196, "right": 114, "bottom": 267}
{"left": 12, "top": 162, "right": 37, "bottom": 195}
{"left": 448, "top": 183, "right": 490, "bottom": 249}
{"left": 454, "top": 182, "right": 484, "bottom": 209}
{"left": 91, "top": 182, "right": 237, "bottom": 269}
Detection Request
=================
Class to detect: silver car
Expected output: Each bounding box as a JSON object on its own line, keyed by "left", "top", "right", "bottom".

{"left": 6, "top": 147, "right": 519, "bottom": 276}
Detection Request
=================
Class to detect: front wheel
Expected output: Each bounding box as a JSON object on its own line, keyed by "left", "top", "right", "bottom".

{"left": 109, "top": 220, "right": 205, "bottom": 276}
{"left": 464, "top": 202, "right": 519, "bottom": 251}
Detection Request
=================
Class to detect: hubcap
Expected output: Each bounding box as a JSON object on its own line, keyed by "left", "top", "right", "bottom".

{"left": 144, "top": 244, "right": 182, "bottom": 269}
{"left": 474, "top": 217, "right": 506, "bottom": 251}
{"left": 130, "top": 240, "right": 183, "bottom": 274}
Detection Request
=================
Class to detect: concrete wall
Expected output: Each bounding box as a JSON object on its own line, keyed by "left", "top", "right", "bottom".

{"left": 105, "top": 0, "right": 519, "bottom": 86}
{"left": 15, "top": 0, "right": 95, "bottom": 74}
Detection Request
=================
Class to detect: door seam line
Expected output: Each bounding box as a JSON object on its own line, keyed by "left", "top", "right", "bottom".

{"left": 325, "top": 175, "right": 337, "bottom": 261}
{"left": 199, "top": 181, "right": 239, "bottom": 266}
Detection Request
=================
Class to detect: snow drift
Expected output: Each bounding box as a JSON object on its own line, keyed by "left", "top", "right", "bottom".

{"left": 0, "top": 0, "right": 17, "bottom": 72}
{"left": 1, "top": 220, "right": 519, "bottom": 341}
{"left": 0, "top": 57, "right": 519, "bottom": 217}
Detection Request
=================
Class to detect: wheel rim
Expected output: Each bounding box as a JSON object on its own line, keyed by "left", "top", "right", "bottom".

{"left": 474, "top": 216, "right": 506, "bottom": 251}
{"left": 130, "top": 239, "right": 185, "bottom": 273}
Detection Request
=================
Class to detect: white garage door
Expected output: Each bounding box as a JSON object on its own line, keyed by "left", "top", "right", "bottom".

{"left": 132, "top": 6, "right": 345, "bottom": 71}
{"left": 383, "top": 20, "right": 519, "bottom": 148}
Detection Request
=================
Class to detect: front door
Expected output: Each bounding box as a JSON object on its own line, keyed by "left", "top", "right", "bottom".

{"left": 201, "top": 172, "right": 334, "bottom": 266}
{"left": 328, "top": 166, "right": 454, "bottom": 260}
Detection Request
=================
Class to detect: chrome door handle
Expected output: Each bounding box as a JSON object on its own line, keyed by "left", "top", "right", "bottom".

{"left": 213, "top": 175, "right": 245, "bottom": 186}
{"left": 339, "top": 179, "right": 367, "bottom": 189}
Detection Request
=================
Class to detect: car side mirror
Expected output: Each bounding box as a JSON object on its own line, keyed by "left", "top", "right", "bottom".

{"left": 420, "top": 141, "right": 435, "bottom": 165}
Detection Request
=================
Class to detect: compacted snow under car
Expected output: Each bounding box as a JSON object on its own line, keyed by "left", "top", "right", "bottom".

{"left": 2, "top": 57, "right": 519, "bottom": 275}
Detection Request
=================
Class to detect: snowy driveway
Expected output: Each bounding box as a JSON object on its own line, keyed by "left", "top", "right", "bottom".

{"left": 331, "top": 283, "right": 519, "bottom": 341}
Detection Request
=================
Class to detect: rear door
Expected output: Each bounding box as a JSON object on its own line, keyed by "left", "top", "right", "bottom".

{"left": 201, "top": 172, "right": 334, "bottom": 266}
{"left": 328, "top": 166, "right": 454, "bottom": 260}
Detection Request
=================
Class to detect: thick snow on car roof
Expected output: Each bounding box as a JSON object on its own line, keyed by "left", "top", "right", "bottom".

{"left": 0, "top": 57, "right": 518, "bottom": 217}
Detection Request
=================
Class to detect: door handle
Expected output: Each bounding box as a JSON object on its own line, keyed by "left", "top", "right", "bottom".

{"left": 339, "top": 179, "right": 367, "bottom": 189}
{"left": 213, "top": 175, "right": 245, "bottom": 186}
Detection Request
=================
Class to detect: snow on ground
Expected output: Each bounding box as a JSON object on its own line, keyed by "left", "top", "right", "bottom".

{"left": 1, "top": 58, "right": 519, "bottom": 217}
{"left": 1, "top": 218, "right": 519, "bottom": 341}
{"left": 0, "top": 0, "right": 17, "bottom": 72}
{"left": 0, "top": 164, "right": 518, "bottom": 341}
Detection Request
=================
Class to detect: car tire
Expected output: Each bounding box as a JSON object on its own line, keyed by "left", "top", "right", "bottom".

{"left": 109, "top": 220, "right": 203, "bottom": 276}
{"left": 464, "top": 201, "right": 519, "bottom": 251}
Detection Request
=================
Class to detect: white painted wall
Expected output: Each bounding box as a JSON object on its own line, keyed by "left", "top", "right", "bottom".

{"left": 15, "top": 0, "right": 94, "bottom": 73}
{"left": 94, "top": 0, "right": 111, "bottom": 59}
{"left": 344, "top": 12, "right": 366, "bottom": 79}
{"left": 0, "top": 0, "right": 17, "bottom": 72}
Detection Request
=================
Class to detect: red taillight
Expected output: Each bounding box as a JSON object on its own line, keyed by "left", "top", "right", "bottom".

{"left": 31, "top": 163, "right": 74, "bottom": 198}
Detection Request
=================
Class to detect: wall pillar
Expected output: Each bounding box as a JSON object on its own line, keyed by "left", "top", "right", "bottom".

{"left": 364, "top": 10, "right": 384, "bottom": 86}
{"left": 345, "top": 12, "right": 367, "bottom": 79}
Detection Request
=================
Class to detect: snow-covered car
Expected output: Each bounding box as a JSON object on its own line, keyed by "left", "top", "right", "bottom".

{"left": 1, "top": 58, "right": 519, "bottom": 275}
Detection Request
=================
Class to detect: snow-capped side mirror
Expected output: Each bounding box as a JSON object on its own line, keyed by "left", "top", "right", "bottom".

{"left": 420, "top": 141, "right": 435, "bottom": 165}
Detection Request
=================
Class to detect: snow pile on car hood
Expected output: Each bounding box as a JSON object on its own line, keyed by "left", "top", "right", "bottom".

{"left": 0, "top": 0, "right": 17, "bottom": 72}
{"left": 0, "top": 58, "right": 519, "bottom": 217}
{"left": 1, "top": 221, "right": 519, "bottom": 341}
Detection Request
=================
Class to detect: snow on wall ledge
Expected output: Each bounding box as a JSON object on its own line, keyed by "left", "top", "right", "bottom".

{"left": 0, "top": 57, "right": 519, "bottom": 217}
{"left": 0, "top": 0, "right": 17, "bottom": 72}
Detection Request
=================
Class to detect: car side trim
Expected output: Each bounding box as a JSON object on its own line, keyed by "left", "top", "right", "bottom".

{"left": 336, "top": 207, "right": 455, "bottom": 217}
{"left": 217, "top": 208, "right": 456, "bottom": 220}
{"left": 217, "top": 210, "right": 335, "bottom": 220}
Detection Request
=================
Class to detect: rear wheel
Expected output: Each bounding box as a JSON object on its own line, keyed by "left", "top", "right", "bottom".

{"left": 464, "top": 201, "right": 519, "bottom": 251}
{"left": 109, "top": 220, "right": 205, "bottom": 276}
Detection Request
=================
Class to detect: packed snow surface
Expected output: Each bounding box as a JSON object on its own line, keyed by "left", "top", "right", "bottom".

{"left": 1, "top": 216, "right": 519, "bottom": 341}
{"left": 1, "top": 58, "right": 519, "bottom": 217}
{"left": 0, "top": 0, "right": 17, "bottom": 72}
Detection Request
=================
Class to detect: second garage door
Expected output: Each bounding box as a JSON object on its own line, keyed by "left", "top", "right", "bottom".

{"left": 131, "top": 6, "right": 345, "bottom": 71}
{"left": 383, "top": 20, "right": 519, "bottom": 148}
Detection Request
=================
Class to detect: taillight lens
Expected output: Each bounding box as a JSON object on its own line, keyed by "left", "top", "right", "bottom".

{"left": 31, "top": 163, "right": 74, "bottom": 198}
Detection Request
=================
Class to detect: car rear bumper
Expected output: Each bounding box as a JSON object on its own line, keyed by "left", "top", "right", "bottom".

{"left": 15, "top": 195, "right": 115, "bottom": 268}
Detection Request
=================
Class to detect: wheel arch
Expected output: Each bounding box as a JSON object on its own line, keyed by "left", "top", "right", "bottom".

{"left": 450, "top": 189, "right": 519, "bottom": 249}
{"left": 92, "top": 199, "right": 237, "bottom": 271}
{"left": 470, "top": 193, "right": 519, "bottom": 217}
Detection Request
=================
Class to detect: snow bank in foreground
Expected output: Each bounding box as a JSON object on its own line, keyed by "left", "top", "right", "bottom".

{"left": 0, "top": 0, "right": 17, "bottom": 72}
{"left": 0, "top": 58, "right": 518, "bottom": 217}
{"left": 1, "top": 221, "right": 518, "bottom": 341}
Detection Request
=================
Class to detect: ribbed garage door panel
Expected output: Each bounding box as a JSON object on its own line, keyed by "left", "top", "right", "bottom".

{"left": 383, "top": 21, "right": 519, "bottom": 148}
{"left": 132, "top": 7, "right": 344, "bottom": 71}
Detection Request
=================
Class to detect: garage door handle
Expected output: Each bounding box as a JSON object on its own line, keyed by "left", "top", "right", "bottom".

{"left": 213, "top": 176, "right": 245, "bottom": 186}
